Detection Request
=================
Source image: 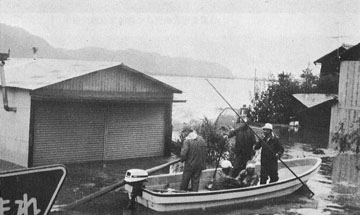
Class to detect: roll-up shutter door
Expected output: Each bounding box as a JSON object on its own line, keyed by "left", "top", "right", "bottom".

{"left": 32, "top": 101, "right": 105, "bottom": 166}
{"left": 105, "top": 104, "right": 166, "bottom": 160}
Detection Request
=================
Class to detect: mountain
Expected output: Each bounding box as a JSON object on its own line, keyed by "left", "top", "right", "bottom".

{"left": 0, "top": 23, "right": 70, "bottom": 59}
{"left": 0, "top": 23, "right": 233, "bottom": 78}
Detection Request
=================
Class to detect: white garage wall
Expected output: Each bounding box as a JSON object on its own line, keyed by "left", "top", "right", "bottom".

{"left": 0, "top": 88, "right": 31, "bottom": 167}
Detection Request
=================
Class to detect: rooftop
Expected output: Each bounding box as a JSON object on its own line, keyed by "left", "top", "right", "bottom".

{"left": 340, "top": 43, "right": 360, "bottom": 61}
{"left": 0, "top": 58, "right": 181, "bottom": 93}
{"left": 314, "top": 43, "right": 353, "bottom": 64}
{"left": 292, "top": 93, "right": 337, "bottom": 108}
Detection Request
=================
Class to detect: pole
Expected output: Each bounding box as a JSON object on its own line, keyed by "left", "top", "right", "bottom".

{"left": 207, "top": 137, "right": 228, "bottom": 189}
{"left": 0, "top": 60, "right": 17, "bottom": 112}
{"left": 52, "top": 158, "right": 182, "bottom": 211}
{"left": 206, "top": 79, "right": 315, "bottom": 198}
{"left": 254, "top": 68, "right": 257, "bottom": 95}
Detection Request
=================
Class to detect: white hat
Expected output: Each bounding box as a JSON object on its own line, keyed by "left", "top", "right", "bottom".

{"left": 220, "top": 160, "right": 233, "bottom": 169}
{"left": 246, "top": 163, "right": 255, "bottom": 169}
{"left": 262, "top": 123, "right": 273, "bottom": 130}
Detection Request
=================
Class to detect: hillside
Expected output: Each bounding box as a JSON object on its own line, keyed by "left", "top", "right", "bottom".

{"left": 0, "top": 23, "right": 233, "bottom": 78}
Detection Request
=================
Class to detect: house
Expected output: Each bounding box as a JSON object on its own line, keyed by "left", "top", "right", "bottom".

{"left": 292, "top": 43, "right": 359, "bottom": 133}
{"left": 0, "top": 58, "right": 181, "bottom": 167}
{"left": 292, "top": 93, "right": 337, "bottom": 130}
{"left": 314, "top": 43, "right": 353, "bottom": 79}
{"left": 314, "top": 44, "right": 354, "bottom": 94}
{"left": 329, "top": 43, "right": 360, "bottom": 146}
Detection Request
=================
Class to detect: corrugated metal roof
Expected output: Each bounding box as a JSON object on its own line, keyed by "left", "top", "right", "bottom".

{"left": 1, "top": 58, "right": 181, "bottom": 93}
{"left": 292, "top": 93, "right": 337, "bottom": 108}
{"left": 2, "top": 58, "right": 119, "bottom": 90}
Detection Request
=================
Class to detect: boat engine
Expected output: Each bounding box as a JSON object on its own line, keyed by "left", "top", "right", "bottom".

{"left": 124, "top": 169, "right": 148, "bottom": 209}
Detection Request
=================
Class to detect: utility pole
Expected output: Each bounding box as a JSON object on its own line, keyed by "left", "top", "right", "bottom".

{"left": 253, "top": 68, "right": 257, "bottom": 95}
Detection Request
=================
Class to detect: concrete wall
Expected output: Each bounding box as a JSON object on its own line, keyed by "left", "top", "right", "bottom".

{"left": 332, "top": 154, "right": 360, "bottom": 191}
{"left": 329, "top": 61, "right": 360, "bottom": 148}
{"left": 0, "top": 88, "right": 31, "bottom": 167}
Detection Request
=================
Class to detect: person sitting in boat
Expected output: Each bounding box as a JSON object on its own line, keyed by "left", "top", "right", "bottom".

{"left": 236, "top": 162, "right": 259, "bottom": 187}
{"left": 209, "top": 160, "right": 241, "bottom": 190}
{"left": 254, "top": 123, "right": 284, "bottom": 184}
{"left": 180, "top": 128, "right": 207, "bottom": 192}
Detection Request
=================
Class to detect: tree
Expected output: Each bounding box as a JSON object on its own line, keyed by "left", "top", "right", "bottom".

{"left": 299, "top": 67, "right": 319, "bottom": 93}
{"left": 170, "top": 118, "right": 228, "bottom": 166}
{"left": 250, "top": 72, "right": 300, "bottom": 124}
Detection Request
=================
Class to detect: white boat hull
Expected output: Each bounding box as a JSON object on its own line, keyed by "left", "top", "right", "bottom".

{"left": 125, "top": 157, "right": 321, "bottom": 212}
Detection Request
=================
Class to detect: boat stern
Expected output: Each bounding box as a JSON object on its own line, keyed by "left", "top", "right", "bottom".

{"left": 124, "top": 169, "right": 148, "bottom": 209}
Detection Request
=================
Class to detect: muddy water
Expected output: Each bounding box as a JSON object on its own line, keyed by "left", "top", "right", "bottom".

{"left": 52, "top": 127, "right": 360, "bottom": 215}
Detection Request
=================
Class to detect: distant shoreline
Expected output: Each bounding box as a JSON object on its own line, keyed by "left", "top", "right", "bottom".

{"left": 152, "top": 74, "right": 274, "bottom": 82}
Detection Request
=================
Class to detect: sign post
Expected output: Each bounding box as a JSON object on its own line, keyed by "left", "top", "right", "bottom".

{"left": 0, "top": 165, "right": 66, "bottom": 215}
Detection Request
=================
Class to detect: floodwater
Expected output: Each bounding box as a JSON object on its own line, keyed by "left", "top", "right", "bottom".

{"left": 132, "top": 127, "right": 358, "bottom": 215}
{"left": 51, "top": 126, "right": 360, "bottom": 215}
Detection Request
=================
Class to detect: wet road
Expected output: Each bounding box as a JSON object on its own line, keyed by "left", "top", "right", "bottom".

{"left": 51, "top": 127, "right": 360, "bottom": 215}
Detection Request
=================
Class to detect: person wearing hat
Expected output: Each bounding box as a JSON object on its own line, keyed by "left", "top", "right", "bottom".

{"left": 254, "top": 123, "right": 284, "bottom": 184}
{"left": 236, "top": 162, "right": 259, "bottom": 187}
{"left": 225, "top": 120, "right": 257, "bottom": 178}
{"left": 180, "top": 128, "right": 207, "bottom": 192}
{"left": 209, "top": 160, "right": 241, "bottom": 190}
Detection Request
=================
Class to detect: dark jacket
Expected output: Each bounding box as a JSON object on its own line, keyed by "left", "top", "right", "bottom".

{"left": 254, "top": 134, "right": 284, "bottom": 166}
{"left": 228, "top": 123, "right": 256, "bottom": 157}
{"left": 210, "top": 171, "right": 241, "bottom": 190}
{"left": 180, "top": 135, "right": 207, "bottom": 171}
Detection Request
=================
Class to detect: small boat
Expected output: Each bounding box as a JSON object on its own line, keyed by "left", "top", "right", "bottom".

{"left": 124, "top": 157, "right": 322, "bottom": 212}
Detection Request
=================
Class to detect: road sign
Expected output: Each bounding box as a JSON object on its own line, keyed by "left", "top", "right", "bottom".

{"left": 0, "top": 165, "right": 66, "bottom": 215}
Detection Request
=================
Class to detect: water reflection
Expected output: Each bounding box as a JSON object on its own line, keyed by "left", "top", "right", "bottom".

{"left": 330, "top": 154, "right": 360, "bottom": 213}
{"left": 279, "top": 126, "right": 360, "bottom": 215}
{"left": 278, "top": 126, "right": 329, "bottom": 149}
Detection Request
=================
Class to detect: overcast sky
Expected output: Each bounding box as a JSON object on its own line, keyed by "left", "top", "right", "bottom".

{"left": 0, "top": 0, "right": 359, "bottom": 78}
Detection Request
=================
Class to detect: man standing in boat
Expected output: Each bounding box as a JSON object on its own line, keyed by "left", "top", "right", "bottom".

{"left": 254, "top": 123, "right": 284, "bottom": 184}
{"left": 179, "top": 128, "right": 207, "bottom": 192}
{"left": 225, "top": 118, "right": 257, "bottom": 177}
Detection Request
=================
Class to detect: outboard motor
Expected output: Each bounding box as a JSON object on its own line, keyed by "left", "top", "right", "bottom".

{"left": 124, "top": 169, "right": 148, "bottom": 209}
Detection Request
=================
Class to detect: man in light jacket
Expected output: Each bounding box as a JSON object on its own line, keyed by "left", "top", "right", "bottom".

{"left": 254, "top": 123, "right": 284, "bottom": 184}
{"left": 180, "top": 128, "right": 207, "bottom": 191}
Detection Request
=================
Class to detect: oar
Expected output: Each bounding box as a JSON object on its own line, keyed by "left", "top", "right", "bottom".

{"left": 207, "top": 139, "right": 228, "bottom": 189}
{"left": 52, "top": 158, "right": 181, "bottom": 211}
{"left": 206, "top": 79, "right": 315, "bottom": 198}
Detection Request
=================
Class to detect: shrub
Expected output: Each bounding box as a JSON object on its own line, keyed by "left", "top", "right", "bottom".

{"left": 332, "top": 119, "right": 360, "bottom": 154}
{"left": 171, "top": 117, "right": 230, "bottom": 166}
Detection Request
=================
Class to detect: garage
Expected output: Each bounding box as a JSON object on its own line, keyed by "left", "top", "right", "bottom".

{"left": 104, "top": 104, "right": 166, "bottom": 160}
{"left": 32, "top": 101, "right": 167, "bottom": 166}
{"left": 0, "top": 59, "right": 181, "bottom": 167}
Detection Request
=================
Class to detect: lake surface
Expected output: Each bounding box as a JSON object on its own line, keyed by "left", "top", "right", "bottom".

{"left": 153, "top": 76, "right": 268, "bottom": 127}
